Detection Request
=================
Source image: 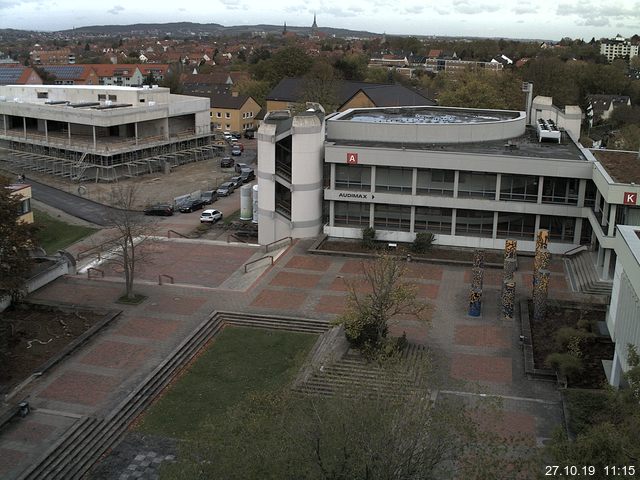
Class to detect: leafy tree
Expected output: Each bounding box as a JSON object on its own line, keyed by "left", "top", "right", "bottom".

{"left": 334, "top": 54, "right": 368, "bottom": 81}
{"left": 237, "top": 79, "right": 271, "bottom": 108}
{"left": 438, "top": 70, "right": 524, "bottom": 110}
{"left": 364, "top": 66, "right": 391, "bottom": 84}
{"left": 412, "top": 232, "right": 435, "bottom": 254}
{"left": 335, "top": 255, "right": 428, "bottom": 356}
{"left": 161, "top": 62, "right": 184, "bottom": 94}
{"left": 300, "top": 59, "right": 340, "bottom": 112}
{"left": 361, "top": 226, "right": 376, "bottom": 249}
{"left": 251, "top": 46, "right": 312, "bottom": 86}
{"left": 0, "top": 177, "right": 36, "bottom": 355}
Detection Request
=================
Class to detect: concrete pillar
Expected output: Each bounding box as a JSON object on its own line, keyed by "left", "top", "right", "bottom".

{"left": 23, "top": 117, "right": 26, "bottom": 139}
{"left": 370, "top": 165, "right": 376, "bottom": 194}
{"left": 68, "top": 122, "right": 71, "bottom": 145}
{"left": 534, "top": 214, "right": 541, "bottom": 234}
{"left": 92, "top": 125, "right": 96, "bottom": 149}
{"left": 44, "top": 119, "right": 48, "bottom": 142}
{"left": 492, "top": 211, "right": 498, "bottom": 239}
{"left": 329, "top": 200, "right": 335, "bottom": 227}
{"left": 3, "top": 114, "right": 7, "bottom": 134}
{"left": 410, "top": 206, "right": 416, "bottom": 233}
{"left": 574, "top": 218, "right": 583, "bottom": 245}
{"left": 369, "top": 203, "right": 374, "bottom": 227}
{"left": 411, "top": 168, "right": 417, "bottom": 196}
{"left": 601, "top": 200, "right": 609, "bottom": 227}
{"left": 537, "top": 175, "right": 544, "bottom": 204}
{"left": 330, "top": 163, "right": 335, "bottom": 189}
{"left": 602, "top": 249, "right": 612, "bottom": 280}
{"left": 134, "top": 122, "right": 139, "bottom": 146}
{"left": 609, "top": 349, "right": 623, "bottom": 388}
{"left": 453, "top": 170, "right": 460, "bottom": 198}
{"left": 495, "top": 173, "right": 501, "bottom": 201}
{"left": 596, "top": 245, "right": 604, "bottom": 271}
{"left": 451, "top": 209, "right": 457, "bottom": 236}
{"left": 608, "top": 204, "right": 617, "bottom": 237}
{"left": 577, "top": 179, "right": 586, "bottom": 208}
{"left": 164, "top": 118, "right": 169, "bottom": 140}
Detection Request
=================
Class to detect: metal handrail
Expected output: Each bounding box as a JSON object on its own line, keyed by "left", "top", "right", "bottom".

{"left": 76, "top": 235, "right": 124, "bottom": 261}
{"left": 264, "top": 236, "right": 292, "bottom": 253}
{"left": 167, "top": 229, "right": 189, "bottom": 239}
{"left": 158, "top": 274, "right": 174, "bottom": 285}
{"left": 244, "top": 255, "right": 274, "bottom": 273}
{"left": 562, "top": 245, "right": 588, "bottom": 258}
{"left": 87, "top": 267, "right": 104, "bottom": 279}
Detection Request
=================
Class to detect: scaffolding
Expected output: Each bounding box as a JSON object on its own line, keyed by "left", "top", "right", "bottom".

{"left": 0, "top": 134, "right": 224, "bottom": 183}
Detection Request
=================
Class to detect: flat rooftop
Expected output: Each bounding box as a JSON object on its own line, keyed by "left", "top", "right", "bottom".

{"left": 591, "top": 149, "right": 640, "bottom": 184}
{"left": 3, "top": 84, "right": 169, "bottom": 92}
{"left": 329, "top": 126, "right": 587, "bottom": 161}
{"left": 341, "top": 106, "right": 520, "bottom": 124}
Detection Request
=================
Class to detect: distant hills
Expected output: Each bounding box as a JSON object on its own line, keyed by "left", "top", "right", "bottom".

{"left": 0, "top": 21, "right": 378, "bottom": 39}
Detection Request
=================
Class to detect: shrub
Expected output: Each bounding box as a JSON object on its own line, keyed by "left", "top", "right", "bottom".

{"left": 553, "top": 326, "right": 596, "bottom": 353}
{"left": 546, "top": 352, "right": 584, "bottom": 379}
{"left": 361, "top": 227, "right": 376, "bottom": 249}
{"left": 411, "top": 232, "right": 435, "bottom": 254}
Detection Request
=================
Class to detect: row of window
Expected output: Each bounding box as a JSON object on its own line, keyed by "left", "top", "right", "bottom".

{"left": 334, "top": 165, "right": 585, "bottom": 205}
{"left": 333, "top": 201, "right": 579, "bottom": 242}
{"left": 213, "top": 111, "right": 255, "bottom": 119}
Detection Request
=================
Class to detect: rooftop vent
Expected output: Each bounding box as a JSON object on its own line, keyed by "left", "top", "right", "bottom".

{"left": 536, "top": 118, "right": 561, "bottom": 144}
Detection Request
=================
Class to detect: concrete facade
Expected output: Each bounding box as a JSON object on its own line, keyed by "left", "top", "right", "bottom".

{"left": 607, "top": 225, "right": 640, "bottom": 386}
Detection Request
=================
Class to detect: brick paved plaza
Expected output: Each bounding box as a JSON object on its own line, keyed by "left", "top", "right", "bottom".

{"left": 0, "top": 236, "right": 571, "bottom": 478}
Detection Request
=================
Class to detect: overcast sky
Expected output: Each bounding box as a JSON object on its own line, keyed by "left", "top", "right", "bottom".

{"left": 1, "top": 0, "right": 639, "bottom": 41}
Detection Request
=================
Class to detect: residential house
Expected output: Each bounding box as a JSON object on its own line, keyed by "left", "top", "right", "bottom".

{"left": 265, "top": 78, "right": 435, "bottom": 113}
{"left": 209, "top": 92, "right": 261, "bottom": 133}
{"left": 586, "top": 94, "right": 632, "bottom": 122}
{"left": 30, "top": 48, "right": 76, "bottom": 65}
{"left": 0, "top": 66, "right": 43, "bottom": 85}
{"left": 37, "top": 65, "right": 99, "bottom": 85}
{"left": 600, "top": 35, "right": 639, "bottom": 63}
{"left": 7, "top": 183, "right": 33, "bottom": 224}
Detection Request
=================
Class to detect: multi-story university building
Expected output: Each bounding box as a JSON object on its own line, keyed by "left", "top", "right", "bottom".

{"left": 257, "top": 101, "right": 640, "bottom": 387}
{"left": 600, "top": 35, "right": 639, "bottom": 63}
{"left": 0, "top": 84, "right": 213, "bottom": 182}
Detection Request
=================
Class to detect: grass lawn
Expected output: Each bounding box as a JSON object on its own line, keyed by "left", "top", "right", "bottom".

{"left": 135, "top": 326, "right": 317, "bottom": 440}
{"left": 33, "top": 209, "right": 98, "bottom": 253}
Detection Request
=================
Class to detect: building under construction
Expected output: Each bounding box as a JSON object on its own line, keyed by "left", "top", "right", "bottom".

{"left": 0, "top": 84, "right": 220, "bottom": 182}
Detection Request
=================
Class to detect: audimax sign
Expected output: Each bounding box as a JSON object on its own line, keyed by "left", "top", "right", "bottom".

{"left": 338, "top": 192, "right": 371, "bottom": 199}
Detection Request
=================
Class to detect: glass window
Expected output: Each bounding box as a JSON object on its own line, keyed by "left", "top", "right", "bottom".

{"left": 500, "top": 174, "right": 538, "bottom": 202}
{"left": 539, "top": 215, "right": 576, "bottom": 243}
{"left": 458, "top": 171, "right": 497, "bottom": 199}
{"left": 334, "top": 201, "right": 370, "bottom": 227}
{"left": 542, "top": 177, "right": 579, "bottom": 205}
{"left": 415, "top": 206, "right": 452, "bottom": 234}
{"left": 375, "top": 167, "right": 413, "bottom": 194}
{"left": 584, "top": 180, "right": 597, "bottom": 208}
{"left": 496, "top": 213, "right": 536, "bottom": 240}
{"left": 335, "top": 165, "right": 371, "bottom": 191}
{"left": 374, "top": 204, "right": 411, "bottom": 231}
{"left": 455, "top": 209, "right": 494, "bottom": 237}
{"left": 225, "top": 112, "right": 231, "bottom": 119}
{"left": 416, "top": 169, "right": 454, "bottom": 196}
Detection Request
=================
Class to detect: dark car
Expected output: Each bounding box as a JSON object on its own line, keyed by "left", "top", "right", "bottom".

{"left": 230, "top": 176, "right": 243, "bottom": 189}
{"left": 231, "top": 132, "right": 242, "bottom": 139}
{"left": 220, "top": 157, "right": 234, "bottom": 168}
{"left": 216, "top": 182, "right": 235, "bottom": 197}
{"left": 178, "top": 198, "right": 206, "bottom": 213}
{"left": 239, "top": 168, "right": 255, "bottom": 183}
{"left": 244, "top": 129, "right": 255, "bottom": 139}
{"left": 231, "top": 146, "right": 242, "bottom": 156}
{"left": 200, "top": 190, "right": 218, "bottom": 204}
{"left": 144, "top": 204, "right": 174, "bottom": 216}
{"left": 234, "top": 162, "right": 250, "bottom": 174}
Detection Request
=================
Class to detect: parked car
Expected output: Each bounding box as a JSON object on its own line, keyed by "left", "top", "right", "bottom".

{"left": 220, "top": 157, "right": 234, "bottom": 168}
{"left": 223, "top": 131, "right": 232, "bottom": 140}
{"left": 239, "top": 168, "right": 255, "bottom": 183}
{"left": 244, "top": 129, "right": 256, "bottom": 139}
{"left": 230, "top": 176, "right": 244, "bottom": 189}
{"left": 216, "top": 182, "right": 235, "bottom": 196}
{"left": 231, "top": 132, "right": 242, "bottom": 139}
{"left": 200, "top": 190, "right": 218, "bottom": 204}
{"left": 233, "top": 142, "right": 244, "bottom": 152}
{"left": 200, "top": 209, "right": 223, "bottom": 223}
{"left": 178, "top": 198, "right": 206, "bottom": 213}
{"left": 144, "top": 204, "right": 174, "bottom": 216}
{"left": 231, "top": 146, "right": 242, "bottom": 156}
{"left": 235, "top": 162, "right": 250, "bottom": 173}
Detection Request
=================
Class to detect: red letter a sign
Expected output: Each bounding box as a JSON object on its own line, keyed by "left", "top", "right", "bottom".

{"left": 347, "top": 152, "right": 358, "bottom": 165}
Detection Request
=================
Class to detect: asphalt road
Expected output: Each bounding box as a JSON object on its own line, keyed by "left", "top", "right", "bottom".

{"left": 29, "top": 179, "right": 132, "bottom": 227}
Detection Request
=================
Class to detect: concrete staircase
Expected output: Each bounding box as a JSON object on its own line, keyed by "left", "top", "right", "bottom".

{"left": 16, "top": 312, "right": 328, "bottom": 480}
{"left": 564, "top": 251, "right": 613, "bottom": 297}
{"left": 293, "top": 343, "right": 428, "bottom": 398}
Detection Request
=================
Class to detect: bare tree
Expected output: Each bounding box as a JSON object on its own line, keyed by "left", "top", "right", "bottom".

{"left": 100, "top": 185, "right": 157, "bottom": 301}
{"left": 335, "top": 255, "right": 429, "bottom": 355}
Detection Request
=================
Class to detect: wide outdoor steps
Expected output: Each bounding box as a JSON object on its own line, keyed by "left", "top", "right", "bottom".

{"left": 564, "top": 251, "right": 613, "bottom": 297}
{"left": 293, "top": 343, "right": 428, "bottom": 398}
{"left": 17, "top": 312, "right": 328, "bottom": 480}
